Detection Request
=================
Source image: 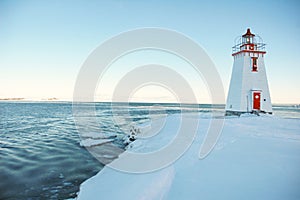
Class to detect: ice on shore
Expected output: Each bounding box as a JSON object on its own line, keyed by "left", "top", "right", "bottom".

{"left": 79, "top": 138, "right": 114, "bottom": 147}
{"left": 80, "top": 132, "right": 117, "bottom": 139}
{"left": 77, "top": 114, "right": 300, "bottom": 200}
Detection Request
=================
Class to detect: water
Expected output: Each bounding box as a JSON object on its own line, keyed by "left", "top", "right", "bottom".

{"left": 0, "top": 102, "right": 299, "bottom": 199}
{"left": 0, "top": 102, "right": 102, "bottom": 199}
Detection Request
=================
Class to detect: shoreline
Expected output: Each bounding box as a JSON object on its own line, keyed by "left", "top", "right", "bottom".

{"left": 76, "top": 114, "right": 300, "bottom": 199}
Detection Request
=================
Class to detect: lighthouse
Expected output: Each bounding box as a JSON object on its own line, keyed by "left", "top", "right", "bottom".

{"left": 225, "top": 28, "right": 272, "bottom": 115}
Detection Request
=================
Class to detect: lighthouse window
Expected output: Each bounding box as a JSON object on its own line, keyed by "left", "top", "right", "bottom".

{"left": 252, "top": 57, "right": 258, "bottom": 72}
{"left": 246, "top": 37, "right": 250, "bottom": 43}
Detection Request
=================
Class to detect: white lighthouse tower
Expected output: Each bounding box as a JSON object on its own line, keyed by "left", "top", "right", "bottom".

{"left": 226, "top": 28, "right": 272, "bottom": 115}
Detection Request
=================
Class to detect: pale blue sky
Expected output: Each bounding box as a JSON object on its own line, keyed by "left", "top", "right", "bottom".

{"left": 0, "top": 0, "right": 299, "bottom": 103}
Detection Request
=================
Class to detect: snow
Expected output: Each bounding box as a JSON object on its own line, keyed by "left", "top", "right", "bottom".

{"left": 76, "top": 114, "right": 300, "bottom": 200}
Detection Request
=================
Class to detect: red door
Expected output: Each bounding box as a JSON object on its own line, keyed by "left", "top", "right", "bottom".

{"left": 253, "top": 92, "right": 261, "bottom": 110}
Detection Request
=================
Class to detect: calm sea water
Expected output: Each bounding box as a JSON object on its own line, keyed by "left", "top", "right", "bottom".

{"left": 0, "top": 102, "right": 299, "bottom": 199}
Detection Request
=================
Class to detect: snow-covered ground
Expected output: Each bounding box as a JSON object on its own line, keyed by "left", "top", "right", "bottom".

{"left": 77, "top": 114, "right": 300, "bottom": 200}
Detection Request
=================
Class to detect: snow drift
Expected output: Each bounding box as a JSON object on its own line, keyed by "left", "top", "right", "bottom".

{"left": 76, "top": 114, "right": 300, "bottom": 200}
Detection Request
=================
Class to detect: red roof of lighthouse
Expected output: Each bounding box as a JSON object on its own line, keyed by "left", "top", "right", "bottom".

{"left": 242, "top": 28, "right": 255, "bottom": 37}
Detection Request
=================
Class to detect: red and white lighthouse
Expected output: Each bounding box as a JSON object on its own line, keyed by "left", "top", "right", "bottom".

{"left": 226, "top": 28, "right": 272, "bottom": 115}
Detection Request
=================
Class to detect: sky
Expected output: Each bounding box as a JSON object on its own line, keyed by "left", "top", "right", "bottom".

{"left": 0, "top": 0, "right": 299, "bottom": 103}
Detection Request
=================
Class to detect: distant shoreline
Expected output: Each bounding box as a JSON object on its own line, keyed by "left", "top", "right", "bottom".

{"left": 0, "top": 99, "right": 298, "bottom": 107}
{"left": 0, "top": 98, "right": 25, "bottom": 101}
{"left": 0, "top": 98, "right": 71, "bottom": 103}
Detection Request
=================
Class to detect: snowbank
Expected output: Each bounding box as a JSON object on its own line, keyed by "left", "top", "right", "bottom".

{"left": 77, "top": 114, "right": 300, "bottom": 200}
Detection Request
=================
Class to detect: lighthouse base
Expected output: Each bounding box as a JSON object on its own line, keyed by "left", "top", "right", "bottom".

{"left": 225, "top": 110, "right": 273, "bottom": 116}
